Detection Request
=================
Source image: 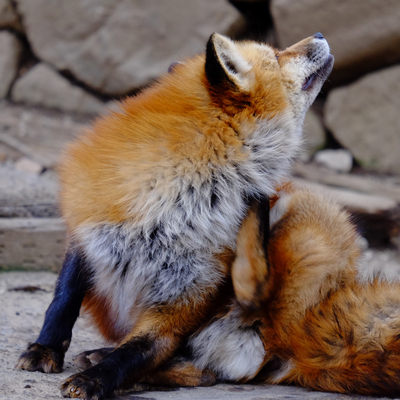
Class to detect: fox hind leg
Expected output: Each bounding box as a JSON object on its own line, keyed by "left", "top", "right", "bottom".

{"left": 140, "top": 357, "right": 216, "bottom": 388}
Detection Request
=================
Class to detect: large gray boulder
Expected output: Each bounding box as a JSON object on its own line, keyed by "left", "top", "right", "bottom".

{"left": 0, "top": 31, "right": 22, "bottom": 98}
{"left": 325, "top": 65, "right": 400, "bottom": 174}
{"left": 0, "top": 164, "right": 59, "bottom": 218}
{"left": 271, "top": 0, "right": 400, "bottom": 84}
{"left": 12, "top": 63, "right": 107, "bottom": 115}
{"left": 0, "top": 102, "right": 90, "bottom": 168}
{"left": 16, "top": 0, "right": 244, "bottom": 95}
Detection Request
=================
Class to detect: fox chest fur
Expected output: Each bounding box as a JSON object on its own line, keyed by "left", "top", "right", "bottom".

{"left": 59, "top": 34, "right": 330, "bottom": 340}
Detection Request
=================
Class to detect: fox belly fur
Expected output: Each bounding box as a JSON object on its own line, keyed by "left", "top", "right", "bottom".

{"left": 16, "top": 32, "right": 333, "bottom": 399}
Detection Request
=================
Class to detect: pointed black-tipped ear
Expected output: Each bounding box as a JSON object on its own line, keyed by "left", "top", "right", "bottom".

{"left": 205, "top": 33, "right": 251, "bottom": 89}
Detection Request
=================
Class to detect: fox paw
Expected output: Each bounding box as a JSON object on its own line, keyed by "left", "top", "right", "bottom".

{"left": 199, "top": 369, "right": 216, "bottom": 387}
{"left": 16, "top": 343, "right": 63, "bottom": 373}
{"left": 73, "top": 348, "right": 113, "bottom": 371}
{"left": 61, "top": 373, "right": 106, "bottom": 400}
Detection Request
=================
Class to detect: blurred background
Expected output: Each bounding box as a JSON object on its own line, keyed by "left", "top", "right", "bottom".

{"left": 0, "top": 0, "right": 399, "bottom": 271}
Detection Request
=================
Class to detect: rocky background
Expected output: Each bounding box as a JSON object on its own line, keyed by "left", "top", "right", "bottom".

{"left": 0, "top": 0, "right": 400, "bottom": 270}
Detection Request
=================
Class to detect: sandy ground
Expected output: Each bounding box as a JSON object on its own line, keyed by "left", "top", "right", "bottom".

{"left": 1, "top": 271, "right": 399, "bottom": 400}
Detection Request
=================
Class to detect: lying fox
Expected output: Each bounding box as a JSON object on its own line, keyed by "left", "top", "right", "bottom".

{"left": 188, "top": 183, "right": 400, "bottom": 397}
{"left": 73, "top": 183, "right": 400, "bottom": 398}
{"left": 16, "top": 32, "right": 333, "bottom": 399}
{"left": 253, "top": 185, "right": 400, "bottom": 396}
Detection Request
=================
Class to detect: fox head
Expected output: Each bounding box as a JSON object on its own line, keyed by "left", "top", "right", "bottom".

{"left": 204, "top": 32, "right": 333, "bottom": 127}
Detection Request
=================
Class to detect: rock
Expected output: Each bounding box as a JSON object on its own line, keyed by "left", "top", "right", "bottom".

{"left": 0, "top": 218, "right": 66, "bottom": 271}
{"left": 271, "top": 0, "right": 400, "bottom": 84}
{"left": 0, "top": 0, "right": 23, "bottom": 31}
{"left": 295, "top": 177, "right": 397, "bottom": 215}
{"left": 314, "top": 149, "right": 353, "bottom": 173}
{"left": 11, "top": 63, "right": 107, "bottom": 115}
{"left": 301, "top": 109, "right": 325, "bottom": 160}
{"left": 0, "top": 101, "right": 90, "bottom": 168}
{"left": 14, "top": 157, "right": 44, "bottom": 175}
{"left": 0, "top": 163, "right": 59, "bottom": 217}
{"left": 16, "top": 0, "right": 245, "bottom": 95}
{"left": 0, "top": 31, "right": 23, "bottom": 98}
{"left": 325, "top": 65, "right": 400, "bottom": 174}
{"left": 292, "top": 162, "right": 400, "bottom": 203}
{"left": 0, "top": 142, "right": 23, "bottom": 163}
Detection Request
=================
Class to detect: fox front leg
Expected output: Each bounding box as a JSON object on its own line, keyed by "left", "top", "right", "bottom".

{"left": 16, "top": 248, "right": 90, "bottom": 373}
{"left": 60, "top": 301, "right": 213, "bottom": 399}
{"left": 74, "top": 349, "right": 215, "bottom": 388}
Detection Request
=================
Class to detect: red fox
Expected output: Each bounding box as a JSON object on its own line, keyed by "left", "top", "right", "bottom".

{"left": 16, "top": 32, "right": 333, "bottom": 399}
{"left": 253, "top": 184, "right": 400, "bottom": 396}
{"left": 150, "top": 183, "right": 400, "bottom": 397}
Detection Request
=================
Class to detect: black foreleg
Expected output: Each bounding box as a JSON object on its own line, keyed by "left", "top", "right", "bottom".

{"left": 60, "top": 298, "right": 215, "bottom": 399}
{"left": 16, "top": 248, "right": 90, "bottom": 373}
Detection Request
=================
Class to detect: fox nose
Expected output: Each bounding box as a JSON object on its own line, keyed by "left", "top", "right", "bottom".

{"left": 313, "top": 32, "right": 324, "bottom": 39}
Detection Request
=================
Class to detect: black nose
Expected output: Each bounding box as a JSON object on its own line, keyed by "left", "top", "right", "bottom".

{"left": 313, "top": 32, "right": 324, "bottom": 39}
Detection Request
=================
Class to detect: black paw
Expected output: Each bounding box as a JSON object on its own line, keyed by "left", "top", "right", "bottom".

{"left": 16, "top": 342, "right": 64, "bottom": 373}
{"left": 73, "top": 348, "right": 114, "bottom": 371}
{"left": 60, "top": 373, "right": 106, "bottom": 400}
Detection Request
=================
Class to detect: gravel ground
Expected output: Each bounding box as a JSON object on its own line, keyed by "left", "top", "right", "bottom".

{"left": 1, "top": 271, "right": 399, "bottom": 400}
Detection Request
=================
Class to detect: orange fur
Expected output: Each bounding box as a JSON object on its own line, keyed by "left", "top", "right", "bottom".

{"left": 140, "top": 360, "right": 216, "bottom": 388}
{"left": 59, "top": 50, "right": 288, "bottom": 229}
{"left": 232, "top": 201, "right": 271, "bottom": 311}
{"left": 236, "top": 184, "right": 400, "bottom": 396}
{"left": 81, "top": 291, "right": 122, "bottom": 343}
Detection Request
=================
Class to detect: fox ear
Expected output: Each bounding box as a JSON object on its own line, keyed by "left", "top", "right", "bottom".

{"left": 205, "top": 33, "right": 251, "bottom": 89}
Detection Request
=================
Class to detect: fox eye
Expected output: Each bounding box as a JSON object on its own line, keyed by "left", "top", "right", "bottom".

{"left": 275, "top": 55, "right": 279, "bottom": 60}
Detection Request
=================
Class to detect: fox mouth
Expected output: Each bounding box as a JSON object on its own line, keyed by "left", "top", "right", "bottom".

{"left": 302, "top": 54, "right": 334, "bottom": 91}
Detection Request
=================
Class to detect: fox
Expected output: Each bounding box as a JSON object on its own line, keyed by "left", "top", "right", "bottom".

{"left": 127, "top": 183, "right": 400, "bottom": 397}
{"left": 251, "top": 184, "right": 400, "bottom": 396}
{"left": 16, "top": 32, "right": 334, "bottom": 399}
